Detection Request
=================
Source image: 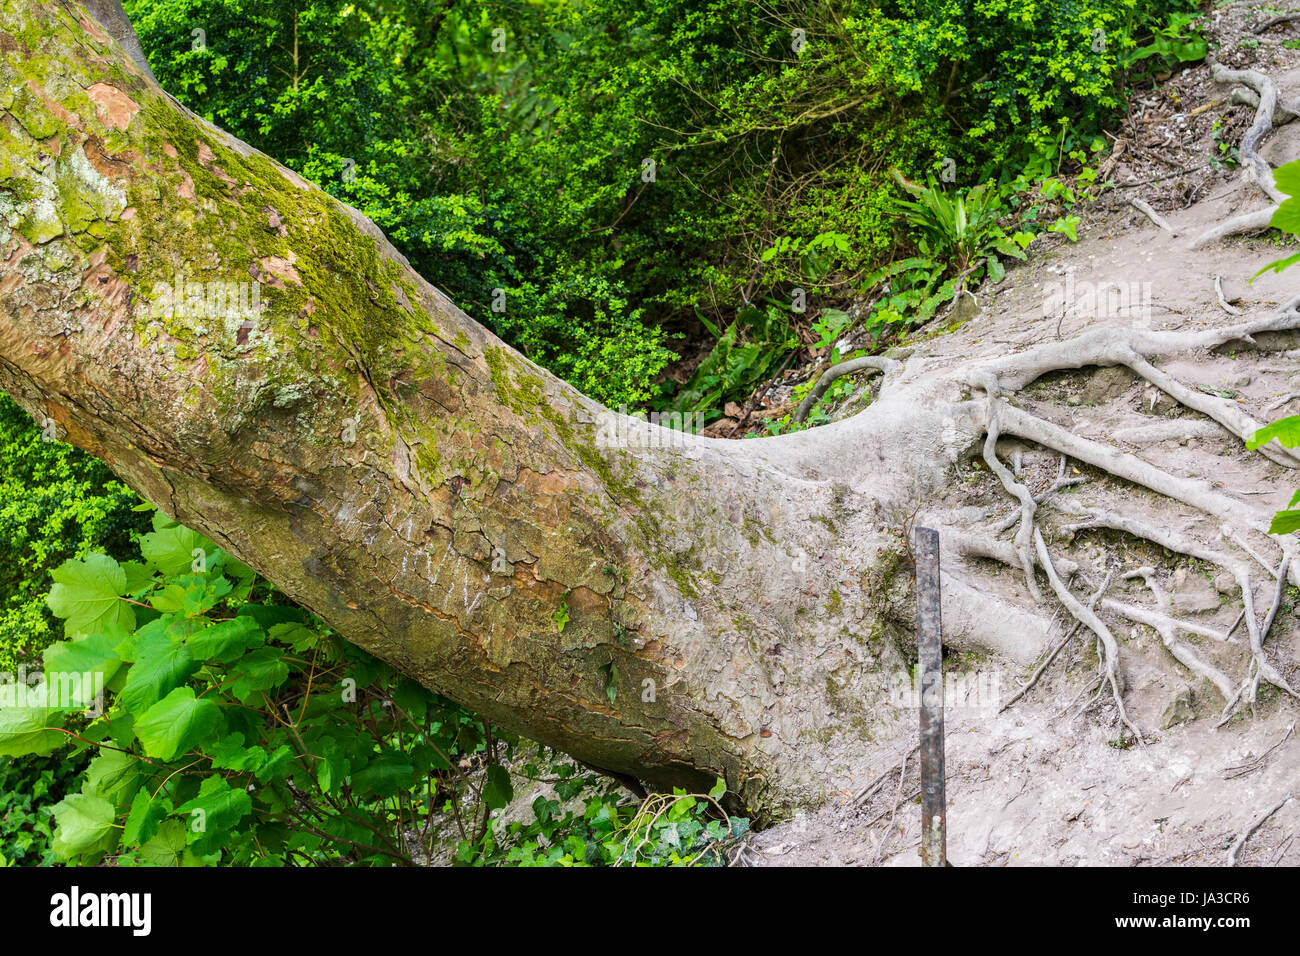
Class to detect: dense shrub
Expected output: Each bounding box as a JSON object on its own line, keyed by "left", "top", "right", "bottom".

{"left": 0, "top": 395, "right": 148, "bottom": 672}
{"left": 122, "top": 0, "right": 1200, "bottom": 412}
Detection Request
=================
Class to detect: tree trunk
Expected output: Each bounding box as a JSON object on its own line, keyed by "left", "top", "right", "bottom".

{"left": 4, "top": 1, "right": 1297, "bottom": 825}
{"left": 1, "top": 0, "right": 931, "bottom": 822}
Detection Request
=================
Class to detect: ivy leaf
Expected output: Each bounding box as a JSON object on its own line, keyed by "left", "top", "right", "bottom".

{"left": 482, "top": 764, "right": 514, "bottom": 811}
{"left": 46, "top": 553, "right": 134, "bottom": 638}
{"left": 134, "top": 687, "right": 221, "bottom": 761}
{"left": 0, "top": 707, "right": 66, "bottom": 757}
{"left": 50, "top": 793, "right": 119, "bottom": 860}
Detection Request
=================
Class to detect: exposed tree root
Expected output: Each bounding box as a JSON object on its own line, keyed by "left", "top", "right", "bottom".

{"left": 916, "top": 291, "right": 1300, "bottom": 740}
{"left": 1192, "top": 63, "right": 1289, "bottom": 249}
{"left": 983, "top": 399, "right": 1044, "bottom": 604}
{"left": 1123, "top": 567, "right": 1238, "bottom": 702}
{"left": 1215, "top": 274, "right": 1244, "bottom": 316}
{"left": 1252, "top": 11, "right": 1300, "bottom": 34}
{"left": 999, "top": 571, "right": 1112, "bottom": 713}
{"left": 993, "top": 456, "right": 1086, "bottom": 532}
{"left": 794, "top": 355, "right": 899, "bottom": 422}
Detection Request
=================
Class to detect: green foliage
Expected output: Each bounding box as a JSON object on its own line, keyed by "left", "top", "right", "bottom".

{"left": 1122, "top": 10, "right": 1210, "bottom": 74}
{"left": 0, "top": 751, "right": 91, "bottom": 866}
{"left": 459, "top": 765, "right": 747, "bottom": 867}
{"left": 0, "top": 505, "right": 489, "bottom": 864}
{"left": 1247, "top": 157, "right": 1300, "bottom": 534}
{"left": 0, "top": 395, "right": 149, "bottom": 672}
{"left": 124, "top": 0, "right": 1200, "bottom": 416}
{"left": 0, "top": 504, "right": 748, "bottom": 866}
{"left": 1248, "top": 415, "right": 1300, "bottom": 534}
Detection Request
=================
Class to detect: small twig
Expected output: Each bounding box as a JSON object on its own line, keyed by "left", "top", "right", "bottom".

{"left": 1130, "top": 197, "right": 1179, "bottom": 236}
{"left": 1214, "top": 275, "right": 1245, "bottom": 316}
{"left": 1221, "top": 721, "right": 1294, "bottom": 779}
{"left": 854, "top": 744, "right": 919, "bottom": 806}
{"left": 1227, "top": 793, "right": 1293, "bottom": 866}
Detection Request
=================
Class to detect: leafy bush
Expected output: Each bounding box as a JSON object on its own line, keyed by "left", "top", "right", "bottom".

{"left": 0, "top": 751, "right": 91, "bottom": 866}
{"left": 460, "top": 770, "right": 748, "bottom": 867}
{"left": 0, "top": 505, "right": 746, "bottom": 865}
{"left": 0, "top": 395, "right": 148, "bottom": 672}
{"left": 122, "top": 0, "right": 1202, "bottom": 414}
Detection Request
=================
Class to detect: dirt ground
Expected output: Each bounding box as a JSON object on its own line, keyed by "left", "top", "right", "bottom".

{"left": 736, "top": 0, "right": 1300, "bottom": 868}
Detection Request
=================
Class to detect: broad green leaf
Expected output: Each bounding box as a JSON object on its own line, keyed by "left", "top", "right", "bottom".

{"left": 227, "top": 647, "right": 290, "bottom": 703}
{"left": 1248, "top": 416, "right": 1300, "bottom": 449}
{"left": 121, "top": 624, "right": 197, "bottom": 715}
{"left": 140, "top": 516, "right": 215, "bottom": 577}
{"left": 1253, "top": 248, "right": 1300, "bottom": 279}
{"left": 124, "top": 787, "right": 169, "bottom": 846}
{"left": 134, "top": 687, "right": 221, "bottom": 761}
{"left": 187, "top": 616, "right": 262, "bottom": 663}
{"left": 256, "top": 745, "right": 293, "bottom": 783}
{"left": 136, "top": 819, "right": 187, "bottom": 866}
{"left": 1273, "top": 159, "right": 1300, "bottom": 198}
{"left": 208, "top": 733, "right": 278, "bottom": 777}
{"left": 237, "top": 604, "right": 304, "bottom": 629}
{"left": 178, "top": 776, "right": 252, "bottom": 852}
{"left": 46, "top": 553, "right": 134, "bottom": 638}
{"left": 0, "top": 707, "right": 66, "bottom": 756}
{"left": 149, "top": 573, "right": 231, "bottom": 617}
{"left": 121, "top": 561, "right": 155, "bottom": 594}
{"left": 82, "top": 749, "right": 142, "bottom": 808}
{"left": 50, "top": 793, "right": 119, "bottom": 860}
{"left": 1269, "top": 197, "right": 1300, "bottom": 237}
{"left": 43, "top": 632, "right": 122, "bottom": 703}
{"left": 1268, "top": 509, "right": 1300, "bottom": 535}
{"left": 349, "top": 752, "right": 414, "bottom": 798}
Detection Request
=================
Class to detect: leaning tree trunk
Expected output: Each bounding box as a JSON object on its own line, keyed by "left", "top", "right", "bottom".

{"left": 4, "top": 0, "right": 1298, "bottom": 824}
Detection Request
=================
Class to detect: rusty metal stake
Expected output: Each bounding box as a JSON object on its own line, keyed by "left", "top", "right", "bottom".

{"left": 915, "top": 526, "right": 947, "bottom": 867}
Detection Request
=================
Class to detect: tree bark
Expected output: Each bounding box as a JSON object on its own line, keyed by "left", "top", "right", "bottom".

{"left": 5, "top": 1, "right": 1296, "bottom": 825}
{"left": 1, "top": 0, "right": 955, "bottom": 822}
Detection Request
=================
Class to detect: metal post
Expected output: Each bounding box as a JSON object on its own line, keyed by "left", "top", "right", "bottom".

{"left": 915, "top": 526, "right": 947, "bottom": 867}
